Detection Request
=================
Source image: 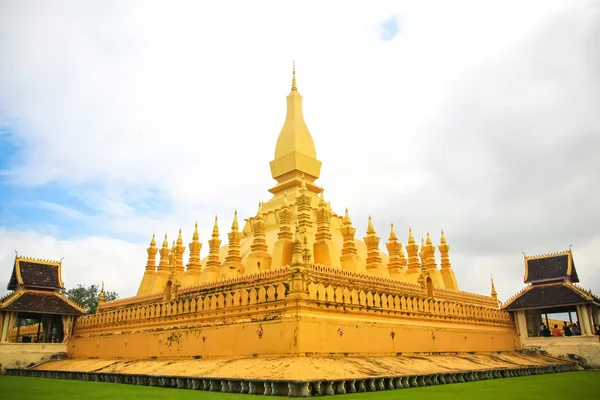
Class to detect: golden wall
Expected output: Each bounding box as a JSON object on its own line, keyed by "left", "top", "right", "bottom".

{"left": 69, "top": 265, "right": 519, "bottom": 359}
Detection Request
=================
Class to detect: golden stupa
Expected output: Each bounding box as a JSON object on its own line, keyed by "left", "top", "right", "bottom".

{"left": 22, "top": 66, "right": 572, "bottom": 396}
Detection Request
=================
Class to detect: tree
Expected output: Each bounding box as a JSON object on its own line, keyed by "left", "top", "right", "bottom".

{"left": 62, "top": 284, "right": 119, "bottom": 314}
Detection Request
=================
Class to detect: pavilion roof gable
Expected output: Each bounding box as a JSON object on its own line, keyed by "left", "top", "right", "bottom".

{"left": 7, "top": 255, "right": 64, "bottom": 291}
{"left": 0, "top": 290, "right": 85, "bottom": 315}
{"left": 501, "top": 281, "right": 599, "bottom": 312}
{"left": 523, "top": 250, "right": 579, "bottom": 284}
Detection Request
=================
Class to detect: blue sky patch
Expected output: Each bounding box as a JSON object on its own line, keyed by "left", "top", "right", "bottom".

{"left": 380, "top": 16, "right": 401, "bottom": 42}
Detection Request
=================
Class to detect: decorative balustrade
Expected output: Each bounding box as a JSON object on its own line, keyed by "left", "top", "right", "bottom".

{"left": 305, "top": 281, "right": 512, "bottom": 326}
{"left": 76, "top": 261, "right": 511, "bottom": 334}
{"left": 8, "top": 324, "right": 43, "bottom": 341}
{"left": 97, "top": 267, "right": 293, "bottom": 311}
{"left": 75, "top": 281, "right": 290, "bottom": 331}
{"left": 309, "top": 264, "right": 499, "bottom": 307}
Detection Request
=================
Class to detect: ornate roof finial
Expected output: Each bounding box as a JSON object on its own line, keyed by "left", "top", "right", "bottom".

{"left": 389, "top": 223, "right": 397, "bottom": 241}
{"left": 162, "top": 233, "right": 169, "bottom": 247}
{"left": 291, "top": 61, "right": 297, "bottom": 92}
{"left": 150, "top": 233, "right": 156, "bottom": 247}
{"left": 187, "top": 221, "right": 202, "bottom": 272}
{"left": 367, "top": 215, "right": 375, "bottom": 235}
{"left": 408, "top": 227, "right": 415, "bottom": 244}
{"left": 440, "top": 229, "right": 446, "bottom": 244}
{"left": 213, "top": 215, "right": 219, "bottom": 236}
{"left": 231, "top": 209, "right": 239, "bottom": 231}
{"left": 491, "top": 274, "right": 498, "bottom": 299}
{"left": 177, "top": 228, "right": 183, "bottom": 246}
{"left": 192, "top": 222, "right": 199, "bottom": 241}
{"left": 98, "top": 281, "right": 106, "bottom": 304}
{"left": 426, "top": 232, "right": 432, "bottom": 245}
{"left": 343, "top": 207, "right": 352, "bottom": 225}
{"left": 256, "top": 201, "right": 264, "bottom": 220}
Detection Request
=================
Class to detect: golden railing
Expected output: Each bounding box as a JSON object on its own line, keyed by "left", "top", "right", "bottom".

{"left": 75, "top": 264, "right": 512, "bottom": 333}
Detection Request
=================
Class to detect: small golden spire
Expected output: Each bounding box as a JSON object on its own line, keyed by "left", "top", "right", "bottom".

{"left": 367, "top": 215, "right": 375, "bottom": 234}
{"left": 408, "top": 227, "right": 415, "bottom": 244}
{"left": 426, "top": 232, "right": 432, "bottom": 245}
{"left": 231, "top": 210, "right": 239, "bottom": 231}
{"left": 491, "top": 274, "right": 498, "bottom": 299}
{"left": 187, "top": 221, "right": 202, "bottom": 272}
{"left": 389, "top": 223, "right": 397, "bottom": 241}
{"left": 193, "top": 221, "right": 199, "bottom": 241}
{"left": 162, "top": 233, "right": 169, "bottom": 247}
{"left": 343, "top": 207, "right": 352, "bottom": 225}
{"left": 440, "top": 229, "right": 446, "bottom": 244}
{"left": 291, "top": 61, "right": 297, "bottom": 92}
{"left": 146, "top": 233, "right": 158, "bottom": 271}
{"left": 213, "top": 215, "right": 219, "bottom": 236}
{"left": 177, "top": 228, "right": 183, "bottom": 246}
{"left": 255, "top": 201, "right": 264, "bottom": 220}
{"left": 98, "top": 281, "right": 105, "bottom": 304}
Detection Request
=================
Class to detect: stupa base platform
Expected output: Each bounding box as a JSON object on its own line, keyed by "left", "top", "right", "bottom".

{"left": 7, "top": 352, "right": 576, "bottom": 396}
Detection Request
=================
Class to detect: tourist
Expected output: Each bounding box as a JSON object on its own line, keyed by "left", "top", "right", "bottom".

{"left": 552, "top": 324, "right": 561, "bottom": 337}
{"left": 563, "top": 322, "right": 572, "bottom": 337}
{"left": 539, "top": 323, "right": 546, "bottom": 337}
{"left": 542, "top": 325, "right": 551, "bottom": 337}
{"left": 571, "top": 323, "right": 581, "bottom": 336}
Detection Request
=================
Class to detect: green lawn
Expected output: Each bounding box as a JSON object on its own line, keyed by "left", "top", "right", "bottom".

{"left": 0, "top": 372, "right": 598, "bottom": 399}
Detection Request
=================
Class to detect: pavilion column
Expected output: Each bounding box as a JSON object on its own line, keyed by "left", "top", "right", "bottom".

{"left": 515, "top": 311, "right": 528, "bottom": 339}
{"left": 1, "top": 312, "right": 17, "bottom": 343}
{"left": 0, "top": 312, "right": 5, "bottom": 343}
{"left": 584, "top": 304, "right": 595, "bottom": 335}
{"left": 576, "top": 305, "right": 592, "bottom": 335}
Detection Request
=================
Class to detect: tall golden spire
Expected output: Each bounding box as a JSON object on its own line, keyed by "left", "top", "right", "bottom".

{"left": 386, "top": 223, "right": 407, "bottom": 276}
{"left": 174, "top": 228, "right": 186, "bottom": 273}
{"left": 438, "top": 229, "right": 451, "bottom": 269}
{"left": 157, "top": 233, "right": 170, "bottom": 272}
{"left": 145, "top": 233, "right": 158, "bottom": 271}
{"left": 269, "top": 63, "right": 322, "bottom": 195}
{"left": 206, "top": 216, "right": 222, "bottom": 270}
{"left": 98, "top": 281, "right": 105, "bottom": 304}
{"left": 424, "top": 232, "right": 437, "bottom": 272}
{"left": 291, "top": 222, "right": 303, "bottom": 265}
{"left": 340, "top": 208, "right": 358, "bottom": 256}
{"left": 224, "top": 210, "right": 244, "bottom": 276}
{"left": 186, "top": 222, "right": 202, "bottom": 274}
{"left": 315, "top": 191, "right": 332, "bottom": 242}
{"left": 405, "top": 227, "right": 420, "bottom": 273}
{"left": 278, "top": 193, "right": 293, "bottom": 241}
{"left": 364, "top": 216, "right": 383, "bottom": 272}
{"left": 251, "top": 203, "right": 268, "bottom": 253}
{"left": 491, "top": 274, "right": 498, "bottom": 300}
{"left": 169, "top": 240, "right": 176, "bottom": 272}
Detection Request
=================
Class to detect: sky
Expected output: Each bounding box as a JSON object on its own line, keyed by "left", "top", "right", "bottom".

{"left": 1, "top": 0, "right": 599, "bottom": 304}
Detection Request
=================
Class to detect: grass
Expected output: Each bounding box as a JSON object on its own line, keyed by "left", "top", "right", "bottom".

{"left": 0, "top": 372, "right": 598, "bottom": 399}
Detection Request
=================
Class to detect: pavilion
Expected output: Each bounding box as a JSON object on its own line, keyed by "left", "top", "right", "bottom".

{"left": 0, "top": 254, "right": 85, "bottom": 344}
{"left": 502, "top": 249, "right": 600, "bottom": 367}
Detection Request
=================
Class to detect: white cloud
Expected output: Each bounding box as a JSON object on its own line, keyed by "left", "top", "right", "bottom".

{"left": 1, "top": 1, "right": 599, "bottom": 301}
